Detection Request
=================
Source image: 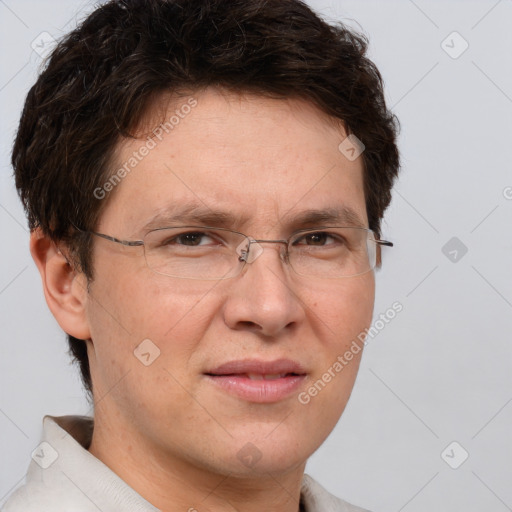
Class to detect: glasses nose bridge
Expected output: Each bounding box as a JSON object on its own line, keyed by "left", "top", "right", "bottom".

{"left": 252, "top": 238, "right": 288, "bottom": 245}
{"left": 239, "top": 237, "right": 289, "bottom": 265}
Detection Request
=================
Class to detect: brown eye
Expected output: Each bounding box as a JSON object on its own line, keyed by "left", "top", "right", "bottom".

{"left": 304, "top": 233, "right": 328, "bottom": 245}
{"left": 175, "top": 232, "right": 207, "bottom": 246}
{"left": 295, "top": 232, "right": 340, "bottom": 246}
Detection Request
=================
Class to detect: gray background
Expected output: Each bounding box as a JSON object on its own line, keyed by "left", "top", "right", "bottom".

{"left": 1, "top": 1, "right": 511, "bottom": 510}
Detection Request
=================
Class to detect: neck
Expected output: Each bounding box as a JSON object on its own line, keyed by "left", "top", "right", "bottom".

{"left": 88, "top": 412, "right": 307, "bottom": 512}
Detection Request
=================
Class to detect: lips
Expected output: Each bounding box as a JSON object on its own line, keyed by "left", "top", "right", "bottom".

{"left": 244, "top": 373, "right": 291, "bottom": 380}
{"left": 205, "top": 358, "right": 307, "bottom": 377}
{"left": 204, "top": 358, "right": 307, "bottom": 403}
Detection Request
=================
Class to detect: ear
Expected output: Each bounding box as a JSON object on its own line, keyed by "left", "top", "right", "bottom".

{"left": 30, "top": 228, "right": 91, "bottom": 340}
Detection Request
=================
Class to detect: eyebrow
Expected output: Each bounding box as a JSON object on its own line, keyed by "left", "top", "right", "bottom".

{"left": 141, "top": 203, "right": 366, "bottom": 232}
{"left": 289, "top": 207, "right": 366, "bottom": 229}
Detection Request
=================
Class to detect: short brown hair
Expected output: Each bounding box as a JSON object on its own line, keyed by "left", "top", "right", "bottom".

{"left": 13, "top": 0, "right": 400, "bottom": 395}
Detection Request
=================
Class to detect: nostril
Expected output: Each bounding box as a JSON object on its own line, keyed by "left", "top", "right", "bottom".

{"left": 238, "top": 320, "right": 260, "bottom": 330}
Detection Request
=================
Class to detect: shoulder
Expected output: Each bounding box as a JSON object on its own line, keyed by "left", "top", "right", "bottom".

{"left": 301, "top": 474, "right": 372, "bottom": 512}
{"left": 1, "top": 471, "right": 94, "bottom": 512}
{"left": 1, "top": 415, "right": 157, "bottom": 512}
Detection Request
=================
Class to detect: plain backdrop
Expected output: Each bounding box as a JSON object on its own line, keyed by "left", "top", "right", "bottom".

{"left": 1, "top": 1, "right": 511, "bottom": 510}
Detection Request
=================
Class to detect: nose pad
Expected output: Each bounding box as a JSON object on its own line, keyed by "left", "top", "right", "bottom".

{"left": 236, "top": 239, "right": 264, "bottom": 264}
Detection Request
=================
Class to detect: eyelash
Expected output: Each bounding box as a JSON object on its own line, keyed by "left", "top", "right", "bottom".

{"left": 164, "top": 230, "right": 343, "bottom": 247}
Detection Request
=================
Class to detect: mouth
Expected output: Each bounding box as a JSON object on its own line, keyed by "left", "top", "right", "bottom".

{"left": 212, "top": 372, "right": 301, "bottom": 380}
{"left": 204, "top": 359, "right": 307, "bottom": 403}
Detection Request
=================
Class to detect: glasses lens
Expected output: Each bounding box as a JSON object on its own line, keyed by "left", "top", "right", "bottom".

{"left": 288, "top": 227, "right": 376, "bottom": 278}
{"left": 143, "top": 227, "right": 247, "bottom": 280}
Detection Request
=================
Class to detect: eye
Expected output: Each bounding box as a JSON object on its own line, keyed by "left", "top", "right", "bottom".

{"left": 164, "top": 231, "right": 219, "bottom": 247}
{"left": 294, "top": 231, "right": 342, "bottom": 246}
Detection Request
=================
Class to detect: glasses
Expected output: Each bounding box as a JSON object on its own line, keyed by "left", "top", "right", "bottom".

{"left": 87, "top": 225, "right": 393, "bottom": 280}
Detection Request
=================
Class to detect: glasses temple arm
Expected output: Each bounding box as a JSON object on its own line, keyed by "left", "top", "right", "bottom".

{"left": 376, "top": 240, "right": 393, "bottom": 247}
{"left": 89, "top": 231, "right": 143, "bottom": 247}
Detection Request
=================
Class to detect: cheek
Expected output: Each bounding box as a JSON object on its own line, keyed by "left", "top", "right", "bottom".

{"left": 302, "top": 273, "right": 374, "bottom": 418}
{"left": 306, "top": 272, "right": 375, "bottom": 348}
{"left": 86, "top": 270, "right": 215, "bottom": 422}
{"left": 91, "top": 258, "right": 211, "bottom": 338}
{"left": 135, "top": 277, "right": 220, "bottom": 345}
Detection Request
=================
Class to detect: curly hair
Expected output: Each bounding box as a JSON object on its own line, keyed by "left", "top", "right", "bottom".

{"left": 12, "top": 0, "right": 400, "bottom": 395}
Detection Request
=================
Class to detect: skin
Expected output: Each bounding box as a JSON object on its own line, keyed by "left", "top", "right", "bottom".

{"left": 31, "top": 87, "right": 375, "bottom": 512}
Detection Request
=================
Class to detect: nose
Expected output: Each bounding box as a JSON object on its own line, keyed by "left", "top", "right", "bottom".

{"left": 222, "top": 241, "right": 305, "bottom": 337}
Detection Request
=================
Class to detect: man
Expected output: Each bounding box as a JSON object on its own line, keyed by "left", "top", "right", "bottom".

{"left": 3, "top": 0, "right": 399, "bottom": 510}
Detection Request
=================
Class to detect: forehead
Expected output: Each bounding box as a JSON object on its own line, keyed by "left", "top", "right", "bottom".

{"left": 100, "top": 88, "right": 367, "bottom": 235}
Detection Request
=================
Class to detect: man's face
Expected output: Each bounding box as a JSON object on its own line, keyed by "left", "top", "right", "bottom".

{"left": 85, "top": 88, "right": 375, "bottom": 476}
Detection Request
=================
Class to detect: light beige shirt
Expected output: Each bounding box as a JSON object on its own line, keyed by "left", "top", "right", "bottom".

{"left": 2, "top": 416, "right": 370, "bottom": 512}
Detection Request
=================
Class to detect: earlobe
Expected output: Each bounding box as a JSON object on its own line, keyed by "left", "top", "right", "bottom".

{"left": 30, "top": 228, "right": 91, "bottom": 340}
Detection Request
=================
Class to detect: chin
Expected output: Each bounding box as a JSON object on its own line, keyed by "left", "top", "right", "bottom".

{"left": 219, "top": 428, "right": 315, "bottom": 476}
